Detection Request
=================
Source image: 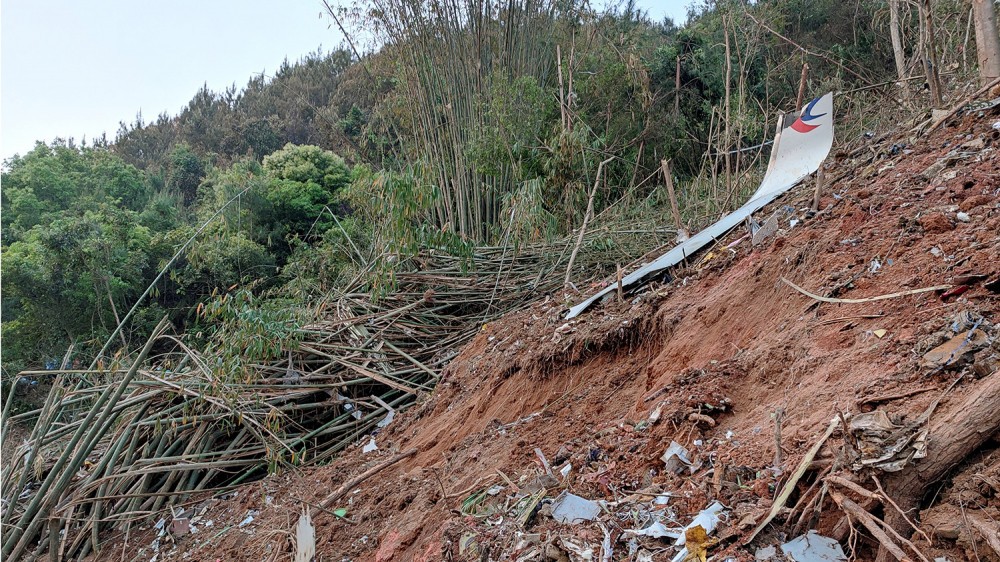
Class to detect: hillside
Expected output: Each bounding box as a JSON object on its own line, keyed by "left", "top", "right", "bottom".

{"left": 89, "top": 93, "right": 1000, "bottom": 561}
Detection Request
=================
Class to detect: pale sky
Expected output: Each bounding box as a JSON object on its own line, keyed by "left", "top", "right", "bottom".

{"left": 1, "top": 0, "right": 690, "bottom": 162}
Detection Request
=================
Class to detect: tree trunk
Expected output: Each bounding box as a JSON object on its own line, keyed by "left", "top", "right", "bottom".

{"left": 876, "top": 370, "right": 1000, "bottom": 562}
{"left": 972, "top": 0, "right": 1000, "bottom": 81}
{"left": 889, "top": 0, "right": 912, "bottom": 103}
{"left": 920, "top": 0, "right": 943, "bottom": 106}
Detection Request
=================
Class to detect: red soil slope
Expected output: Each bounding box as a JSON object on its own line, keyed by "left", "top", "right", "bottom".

{"left": 100, "top": 110, "right": 1000, "bottom": 562}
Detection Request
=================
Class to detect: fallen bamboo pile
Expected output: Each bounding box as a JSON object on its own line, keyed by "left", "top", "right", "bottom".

{"left": 0, "top": 226, "right": 667, "bottom": 560}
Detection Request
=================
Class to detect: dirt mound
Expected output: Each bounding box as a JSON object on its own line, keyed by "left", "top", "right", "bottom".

{"left": 97, "top": 111, "right": 1000, "bottom": 561}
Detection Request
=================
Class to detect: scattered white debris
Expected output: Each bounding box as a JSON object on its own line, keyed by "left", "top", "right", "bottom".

{"left": 670, "top": 502, "right": 727, "bottom": 562}
{"left": 238, "top": 509, "right": 259, "bottom": 528}
{"left": 956, "top": 211, "right": 971, "bottom": 223}
{"left": 362, "top": 437, "right": 378, "bottom": 453}
{"left": 756, "top": 545, "right": 779, "bottom": 561}
{"left": 294, "top": 511, "right": 316, "bottom": 562}
{"left": 781, "top": 530, "right": 847, "bottom": 561}
{"left": 661, "top": 441, "right": 696, "bottom": 474}
{"left": 551, "top": 491, "right": 601, "bottom": 524}
{"left": 624, "top": 520, "right": 677, "bottom": 539}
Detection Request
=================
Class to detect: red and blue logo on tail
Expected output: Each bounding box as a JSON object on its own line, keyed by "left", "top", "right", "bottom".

{"left": 789, "top": 96, "right": 827, "bottom": 133}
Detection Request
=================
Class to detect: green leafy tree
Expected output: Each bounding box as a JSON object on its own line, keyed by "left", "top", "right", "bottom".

{"left": 166, "top": 143, "right": 207, "bottom": 204}
{"left": 2, "top": 143, "right": 152, "bottom": 241}
{"left": 1, "top": 205, "right": 154, "bottom": 364}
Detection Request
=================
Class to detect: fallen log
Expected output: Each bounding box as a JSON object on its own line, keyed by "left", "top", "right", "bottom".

{"left": 876, "top": 370, "right": 1000, "bottom": 562}
{"left": 966, "top": 510, "right": 1000, "bottom": 559}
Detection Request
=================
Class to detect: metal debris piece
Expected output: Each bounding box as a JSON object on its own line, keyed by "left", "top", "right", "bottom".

{"left": 850, "top": 411, "right": 928, "bottom": 472}
{"left": 238, "top": 509, "right": 259, "bottom": 528}
{"left": 459, "top": 532, "right": 480, "bottom": 557}
{"left": 752, "top": 212, "right": 780, "bottom": 245}
{"left": 624, "top": 521, "right": 677, "bottom": 539}
{"left": 921, "top": 327, "right": 989, "bottom": 369}
{"left": 551, "top": 491, "right": 601, "bottom": 524}
{"left": 661, "top": 441, "right": 696, "bottom": 474}
{"left": 558, "top": 536, "right": 596, "bottom": 561}
{"left": 755, "top": 545, "right": 779, "bottom": 561}
{"left": 670, "top": 502, "right": 727, "bottom": 562}
{"left": 565, "top": 94, "right": 835, "bottom": 319}
{"left": 780, "top": 531, "right": 847, "bottom": 561}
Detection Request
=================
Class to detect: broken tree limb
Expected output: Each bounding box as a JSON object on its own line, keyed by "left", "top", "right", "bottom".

{"left": 826, "top": 474, "right": 881, "bottom": 501}
{"left": 745, "top": 416, "right": 838, "bottom": 544}
{"left": 877, "top": 370, "right": 1000, "bottom": 562}
{"left": 565, "top": 157, "right": 615, "bottom": 287}
{"left": 320, "top": 448, "right": 417, "bottom": 509}
{"left": 858, "top": 386, "right": 937, "bottom": 407}
{"left": 829, "top": 489, "right": 917, "bottom": 562}
{"left": 780, "top": 277, "right": 950, "bottom": 304}
{"left": 927, "top": 76, "right": 1000, "bottom": 133}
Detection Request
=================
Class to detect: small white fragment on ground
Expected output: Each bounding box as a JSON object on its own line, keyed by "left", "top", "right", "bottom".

{"left": 670, "top": 502, "right": 727, "bottom": 562}
{"left": 238, "top": 510, "right": 259, "bottom": 528}
{"left": 648, "top": 403, "right": 663, "bottom": 424}
{"left": 781, "top": 530, "right": 847, "bottom": 561}
{"left": 362, "top": 437, "right": 378, "bottom": 453}
{"left": 756, "top": 545, "right": 778, "bottom": 560}
{"left": 373, "top": 395, "right": 396, "bottom": 428}
{"left": 376, "top": 409, "right": 395, "bottom": 428}
{"left": 560, "top": 463, "right": 572, "bottom": 479}
{"left": 559, "top": 536, "right": 596, "bottom": 561}
{"left": 956, "top": 212, "right": 971, "bottom": 222}
{"left": 675, "top": 502, "right": 725, "bottom": 546}
{"left": 930, "top": 246, "right": 943, "bottom": 257}
{"left": 551, "top": 491, "right": 601, "bottom": 524}
{"left": 294, "top": 511, "right": 316, "bottom": 562}
{"left": 625, "top": 521, "right": 678, "bottom": 539}
{"left": 661, "top": 441, "right": 696, "bottom": 474}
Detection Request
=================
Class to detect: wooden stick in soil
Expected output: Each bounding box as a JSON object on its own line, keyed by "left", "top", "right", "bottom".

{"left": 564, "top": 157, "right": 614, "bottom": 287}
{"left": 320, "top": 448, "right": 417, "bottom": 509}
{"left": 773, "top": 407, "right": 785, "bottom": 467}
{"left": 811, "top": 166, "right": 824, "bottom": 212}
{"left": 781, "top": 277, "right": 949, "bottom": 304}
{"left": 660, "top": 159, "right": 685, "bottom": 236}
{"left": 746, "top": 416, "right": 838, "bottom": 544}
{"left": 796, "top": 62, "right": 809, "bottom": 111}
